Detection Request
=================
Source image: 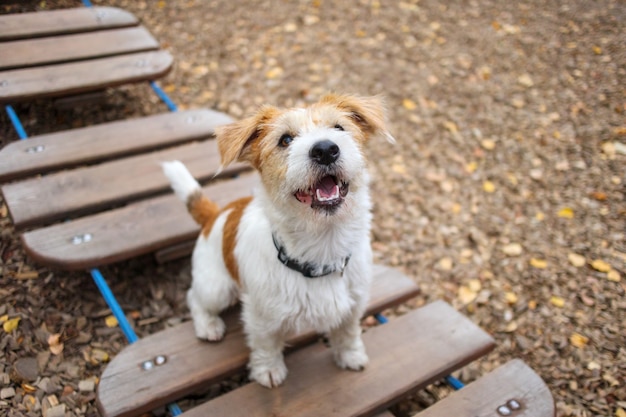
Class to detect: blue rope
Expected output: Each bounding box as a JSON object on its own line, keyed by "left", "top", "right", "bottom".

{"left": 81, "top": 0, "right": 93, "bottom": 7}
{"left": 168, "top": 403, "right": 183, "bottom": 416}
{"left": 5, "top": 105, "right": 28, "bottom": 140}
{"left": 150, "top": 81, "right": 178, "bottom": 112}
{"left": 90, "top": 269, "right": 139, "bottom": 343}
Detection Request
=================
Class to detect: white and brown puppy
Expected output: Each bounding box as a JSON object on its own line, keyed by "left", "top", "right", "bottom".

{"left": 162, "top": 94, "right": 393, "bottom": 388}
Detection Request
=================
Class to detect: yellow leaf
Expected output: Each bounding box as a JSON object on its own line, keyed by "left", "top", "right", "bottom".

{"left": 483, "top": 180, "right": 495, "bottom": 193}
{"left": 590, "top": 259, "right": 611, "bottom": 272}
{"left": 528, "top": 300, "right": 537, "bottom": 310}
{"left": 0, "top": 315, "right": 7, "bottom": 323}
{"left": 465, "top": 161, "right": 477, "bottom": 173}
{"left": 607, "top": 270, "right": 621, "bottom": 282}
{"left": 557, "top": 207, "right": 574, "bottom": 218}
{"left": 615, "top": 407, "right": 626, "bottom": 417}
{"left": 505, "top": 292, "right": 518, "bottom": 304}
{"left": 568, "top": 253, "right": 586, "bottom": 268}
{"left": 402, "top": 98, "right": 417, "bottom": 110}
{"left": 592, "top": 45, "right": 602, "bottom": 55}
{"left": 163, "top": 84, "right": 176, "bottom": 93}
{"left": 535, "top": 212, "right": 545, "bottom": 221}
{"left": 443, "top": 121, "right": 458, "bottom": 133}
{"left": 438, "top": 257, "right": 453, "bottom": 271}
{"left": 570, "top": 333, "right": 589, "bottom": 348}
{"left": 480, "top": 139, "right": 496, "bottom": 150}
{"left": 550, "top": 296, "right": 565, "bottom": 308}
{"left": 105, "top": 315, "right": 119, "bottom": 328}
{"left": 467, "top": 279, "right": 481, "bottom": 292}
{"left": 265, "top": 67, "right": 284, "bottom": 79}
{"left": 3, "top": 317, "right": 20, "bottom": 333}
{"left": 458, "top": 286, "right": 477, "bottom": 304}
{"left": 530, "top": 258, "right": 548, "bottom": 269}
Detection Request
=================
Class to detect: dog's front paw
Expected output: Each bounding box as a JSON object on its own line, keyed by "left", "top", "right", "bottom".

{"left": 334, "top": 347, "right": 369, "bottom": 371}
{"left": 193, "top": 315, "right": 226, "bottom": 342}
{"left": 249, "top": 361, "right": 288, "bottom": 388}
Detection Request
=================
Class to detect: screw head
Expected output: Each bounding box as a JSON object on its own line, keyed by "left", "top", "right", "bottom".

{"left": 497, "top": 405, "right": 512, "bottom": 416}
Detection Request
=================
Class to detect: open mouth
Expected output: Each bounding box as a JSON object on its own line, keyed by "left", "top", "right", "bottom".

{"left": 294, "top": 175, "right": 349, "bottom": 210}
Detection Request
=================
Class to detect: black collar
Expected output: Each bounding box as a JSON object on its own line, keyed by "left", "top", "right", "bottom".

{"left": 272, "top": 233, "right": 350, "bottom": 278}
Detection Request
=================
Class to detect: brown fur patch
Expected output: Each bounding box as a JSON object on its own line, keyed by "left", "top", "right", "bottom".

{"left": 319, "top": 94, "right": 389, "bottom": 142}
{"left": 187, "top": 190, "right": 220, "bottom": 234}
{"left": 221, "top": 196, "right": 253, "bottom": 285}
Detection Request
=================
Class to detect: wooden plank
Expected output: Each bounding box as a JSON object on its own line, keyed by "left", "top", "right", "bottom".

{"left": 21, "top": 173, "right": 260, "bottom": 270}
{"left": 0, "top": 26, "right": 159, "bottom": 70}
{"left": 97, "top": 266, "right": 421, "bottom": 417}
{"left": 0, "top": 109, "right": 233, "bottom": 182}
{"left": 2, "top": 139, "right": 248, "bottom": 228}
{"left": 180, "top": 301, "right": 495, "bottom": 417}
{"left": 416, "top": 360, "right": 555, "bottom": 417}
{"left": 0, "top": 7, "right": 138, "bottom": 41}
{"left": 0, "top": 50, "right": 173, "bottom": 103}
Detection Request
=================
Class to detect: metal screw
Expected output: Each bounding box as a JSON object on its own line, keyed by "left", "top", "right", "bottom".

{"left": 497, "top": 405, "right": 512, "bottom": 416}
{"left": 71, "top": 233, "right": 92, "bottom": 245}
{"left": 141, "top": 360, "right": 154, "bottom": 371}
{"left": 154, "top": 355, "right": 167, "bottom": 366}
{"left": 26, "top": 145, "right": 45, "bottom": 153}
{"left": 508, "top": 399, "right": 521, "bottom": 410}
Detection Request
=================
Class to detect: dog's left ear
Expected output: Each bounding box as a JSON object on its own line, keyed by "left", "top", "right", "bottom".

{"left": 321, "top": 94, "right": 395, "bottom": 143}
{"left": 216, "top": 105, "right": 281, "bottom": 168}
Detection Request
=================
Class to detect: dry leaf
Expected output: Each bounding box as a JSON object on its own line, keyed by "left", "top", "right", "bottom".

{"left": 438, "top": 257, "right": 453, "bottom": 271}
{"left": 587, "top": 361, "right": 601, "bottom": 371}
{"left": 557, "top": 207, "right": 574, "bottom": 218}
{"left": 265, "top": 67, "right": 284, "bottom": 79}
{"left": 550, "top": 296, "right": 565, "bottom": 308}
{"left": 517, "top": 74, "right": 534, "bottom": 87}
{"left": 480, "top": 139, "right": 496, "bottom": 150}
{"left": 590, "top": 259, "right": 611, "bottom": 272}
{"left": 570, "top": 333, "right": 589, "bottom": 348}
{"left": 443, "top": 121, "right": 458, "bottom": 133}
{"left": 590, "top": 191, "right": 607, "bottom": 201}
{"left": 3, "top": 317, "right": 20, "bottom": 333}
{"left": 104, "top": 315, "right": 119, "bottom": 328}
{"left": 502, "top": 243, "right": 523, "bottom": 256}
{"left": 467, "top": 279, "right": 482, "bottom": 292}
{"left": 505, "top": 292, "right": 518, "bottom": 304}
{"left": 528, "top": 300, "right": 537, "bottom": 310}
{"left": 535, "top": 212, "right": 545, "bottom": 221}
{"left": 530, "top": 258, "right": 548, "bottom": 269}
{"left": 48, "top": 334, "right": 64, "bottom": 355}
{"left": 483, "top": 180, "right": 495, "bottom": 193}
{"left": 402, "top": 98, "right": 417, "bottom": 110}
{"left": 568, "top": 253, "right": 586, "bottom": 267}
{"left": 616, "top": 408, "right": 626, "bottom": 417}
{"left": 592, "top": 45, "right": 602, "bottom": 55}
{"left": 607, "top": 270, "right": 621, "bottom": 282}
{"left": 503, "top": 321, "right": 518, "bottom": 333}
{"left": 458, "top": 286, "right": 477, "bottom": 304}
{"left": 465, "top": 161, "right": 478, "bottom": 173}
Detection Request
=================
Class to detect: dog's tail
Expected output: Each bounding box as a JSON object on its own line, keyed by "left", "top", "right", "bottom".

{"left": 161, "top": 160, "right": 219, "bottom": 227}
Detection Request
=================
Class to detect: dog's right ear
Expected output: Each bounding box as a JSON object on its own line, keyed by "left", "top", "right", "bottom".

{"left": 216, "top": 105, "right": 280, "bottom": 168}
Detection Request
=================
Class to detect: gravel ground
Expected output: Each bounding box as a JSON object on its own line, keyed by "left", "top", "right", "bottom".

{"left": 1, "top": 0, "right": 624, "bottom": 416}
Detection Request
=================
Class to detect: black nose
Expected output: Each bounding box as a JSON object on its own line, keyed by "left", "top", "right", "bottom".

{"left": 309, "top": 140, "right": 340, "bottom": 165}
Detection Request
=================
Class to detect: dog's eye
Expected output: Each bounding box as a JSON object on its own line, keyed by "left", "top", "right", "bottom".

{"left": 278, "top": 133, "right": 294, "bottom": 148}
{"left": 334, "top": 124, "right": 344, "bottom": 131}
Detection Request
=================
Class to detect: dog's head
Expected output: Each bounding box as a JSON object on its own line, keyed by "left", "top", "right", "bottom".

{"left": 216, "top": 94, "right": 394, "bottom": 217}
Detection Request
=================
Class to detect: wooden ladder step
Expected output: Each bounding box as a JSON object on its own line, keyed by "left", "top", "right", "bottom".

{"left": 178, "top": 301, "right": 495, "bottom": 417}
{"left": 0, "top": 50, "right": 173, "bottom": 103}
{"left": 97, "top": 266, "right": 422, "bottom": 417}
{"left": 0, "top": 7, "right": 138, "bottom": 41}
{"left": 21, "top": 173, "right": 259, "bottom": 270}
{"left": 416, "top": 359, "right": 555, "bottom": 417}
{"left": 0, "top": 109, "right": 233, "bottom": 182}
{"left": 0, "top": 26, "right": 160, "bottom": 70}
{"left": 2, "top": 140, "right": 248, "bottom": 228}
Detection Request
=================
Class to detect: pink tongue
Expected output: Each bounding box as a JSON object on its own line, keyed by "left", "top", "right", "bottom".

{"left": 316, "top": 176, "right": 338, "bottom": 198}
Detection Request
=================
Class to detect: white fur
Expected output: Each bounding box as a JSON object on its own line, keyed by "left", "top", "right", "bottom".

{"left": 164, "top": 105, "right": 380, "bottom": 388}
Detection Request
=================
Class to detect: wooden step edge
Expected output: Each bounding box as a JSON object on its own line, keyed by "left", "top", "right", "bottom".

{"left": 0, "top": 7, "right": 138, "bottom": 41}
{"left": 0, "top": 50, "right": 173, "bottom": 104}
{"left": 180, "top": 301, "right": 495, "bottom": 417}
{"left": 96, "top": 266, "right": 420, "bottom": 417}
{"left": 20, "top": 174, "right": 260, "bottom": 270}
{"left": 0, "top": 109, "right": 233, "bottom": 183}
{"left": 415, "top": 359, "right": 555, "bottom": 417}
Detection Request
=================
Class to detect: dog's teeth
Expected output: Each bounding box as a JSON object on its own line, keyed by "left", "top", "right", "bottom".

{"left": 316, "top": 187, "right": 340, "bottom": 202}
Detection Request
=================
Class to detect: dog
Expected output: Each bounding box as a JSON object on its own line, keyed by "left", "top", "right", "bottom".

{"left": 162, "top": 94, "right": 394, "bottom": 388}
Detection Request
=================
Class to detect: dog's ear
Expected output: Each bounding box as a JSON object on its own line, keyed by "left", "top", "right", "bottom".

{"left": 216, "top": 106, "right": 281, "bottom": 168}
{"left": 321, "top": 94, "right": 395, "bottom": 143}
